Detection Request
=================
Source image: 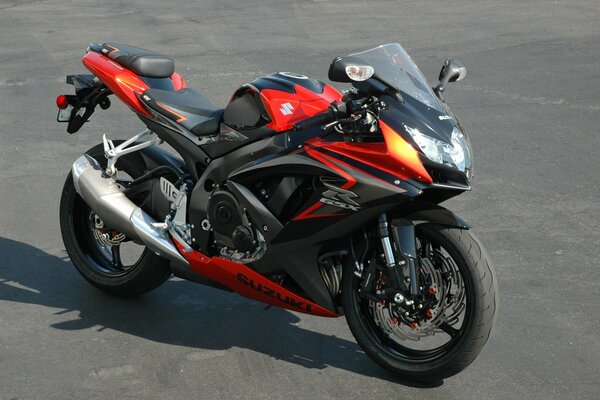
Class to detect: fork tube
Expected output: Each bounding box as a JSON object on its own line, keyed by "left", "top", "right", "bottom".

{"left": 378, "top": 213, "right": 408, "bottom": 295}
{"left": 378, "top": 213, "right": 396, "bottom": 268}
{"left": 392, "top": 220, "right": 419, "bottom": 296}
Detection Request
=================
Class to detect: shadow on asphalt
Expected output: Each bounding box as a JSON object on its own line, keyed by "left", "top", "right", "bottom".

{"left": 0, "top": 236, "right": 442, "bottom": 388}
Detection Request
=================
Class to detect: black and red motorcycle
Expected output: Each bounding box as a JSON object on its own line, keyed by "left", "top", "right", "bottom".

{"left": 57, "top": 42, "right": 497, "bottom": 381}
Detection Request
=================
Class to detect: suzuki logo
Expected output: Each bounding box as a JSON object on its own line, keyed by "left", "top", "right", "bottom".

{"left": 280, "top": 102, "right": 294, "bottom": 116}
{"left": 320, "top": 182, "right": 361, "bottom": 212}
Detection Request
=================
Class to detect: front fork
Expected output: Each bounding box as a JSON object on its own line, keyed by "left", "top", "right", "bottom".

{"left": 390, "top": 218, "right": 420, "bottom": 297}
{"left": 377, "top": 213, "right": 419, "bottom": 299}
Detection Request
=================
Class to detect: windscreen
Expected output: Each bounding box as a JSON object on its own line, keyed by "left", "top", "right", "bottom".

{"left": 350, "top": 43, "right": 443, "bottom": 111}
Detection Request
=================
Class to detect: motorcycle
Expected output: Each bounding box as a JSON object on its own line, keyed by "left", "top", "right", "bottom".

{"left": 57, "top": 42, "right": 497, "bottom": 381}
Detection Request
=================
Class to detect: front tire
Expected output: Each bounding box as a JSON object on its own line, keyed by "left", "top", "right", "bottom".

{"left": 59, "top": 143, "right": 171, "bottom": 297}
{"left": 342, "top": 224, "right": 498, "bottom": 381}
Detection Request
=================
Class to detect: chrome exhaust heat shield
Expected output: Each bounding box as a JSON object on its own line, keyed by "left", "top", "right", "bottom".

{"left": 71, "top": 154, "right": 188, "bottom": 266}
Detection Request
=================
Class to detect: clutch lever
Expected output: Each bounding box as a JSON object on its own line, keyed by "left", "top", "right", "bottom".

{"left": 322, "top": 120, "right": 339, "bottom": 134}
{"left": 323, "top": 112, "right": 366, "bottom": 135}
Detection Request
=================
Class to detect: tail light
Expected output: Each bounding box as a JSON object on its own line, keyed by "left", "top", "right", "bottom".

{"left": 56, "top": 95, "right": 68, "bottom": 109}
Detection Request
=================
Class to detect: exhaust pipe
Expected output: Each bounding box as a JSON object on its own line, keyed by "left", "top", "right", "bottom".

{"left": 72, "top": 154, "right": 188, "bottom": 266}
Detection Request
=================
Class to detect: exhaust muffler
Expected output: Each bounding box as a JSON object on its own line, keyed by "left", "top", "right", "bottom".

{"left": 71, "top": 154, "right": 188, "bottom": 266}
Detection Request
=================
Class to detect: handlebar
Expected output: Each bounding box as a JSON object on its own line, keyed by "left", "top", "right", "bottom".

{"left": 293, "top": 101, "right": 349, "bottom": 131}
{"left": 293, "top": 109, "right": 336, "bottom": 131}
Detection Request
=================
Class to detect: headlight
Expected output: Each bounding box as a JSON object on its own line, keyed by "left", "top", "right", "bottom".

{"left": 449, "top": 127, "right": 470, "bottom": 171}
{"left": 404, "top": 125, "right": 471, "bottom": 173}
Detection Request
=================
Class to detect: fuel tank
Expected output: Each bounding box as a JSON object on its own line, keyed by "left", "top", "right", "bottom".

{"left": 223, "top": 72, "right": 342, "bottom": 133}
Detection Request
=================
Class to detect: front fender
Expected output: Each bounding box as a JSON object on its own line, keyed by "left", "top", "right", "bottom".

{"left": 400, "top": 204, "right": 471, "bottom": 229}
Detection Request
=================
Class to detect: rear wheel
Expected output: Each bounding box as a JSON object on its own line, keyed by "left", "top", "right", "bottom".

{"left": 59, "top": 143, "right": 171, "bottom": 297}
{"left": 342, "top": 224, "right": 497, "bottom": 381}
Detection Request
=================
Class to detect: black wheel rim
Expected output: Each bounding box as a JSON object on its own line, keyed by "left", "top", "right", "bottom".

{"left": 352, "top": 229, "right": 473, "bottom": 364}
{"left": 70, "top": 171, "right": 146, "bottom": 277}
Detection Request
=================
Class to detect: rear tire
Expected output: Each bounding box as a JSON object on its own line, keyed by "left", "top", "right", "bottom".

{"left": 342, "top": 224, "right": 497, "bottom": 381}
{"left": 59, "top": 143, "right": 171, "bottom": 297}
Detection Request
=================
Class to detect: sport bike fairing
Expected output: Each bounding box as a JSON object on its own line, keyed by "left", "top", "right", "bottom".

{"left": 350, "top": 43, "right": 445, "bottom": 112}
{"left": 351, "top": 42, "right": 455, "bottom": 141}
{"left": 349, "top": 44, "right": 472, "bottom": 175}
{"left": 67, "top": 42, "right": 470, "bottom": 316}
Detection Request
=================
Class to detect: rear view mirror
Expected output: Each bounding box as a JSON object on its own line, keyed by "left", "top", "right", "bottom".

{"left": 439, "top": 59, "right": 467, "bottom": 83}
{"left": 328, "top": 56, "right": 375, "bottom": 83}
{"left": 433, "top": 59, "right": 467, "bottom": 99}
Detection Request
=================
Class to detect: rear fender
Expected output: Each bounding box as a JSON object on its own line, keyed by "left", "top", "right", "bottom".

{"left": 138, "top": 145, "right": 187, "bottom": 174}
{"left": 61, "top": 74, "right": 111, "bottom": 134}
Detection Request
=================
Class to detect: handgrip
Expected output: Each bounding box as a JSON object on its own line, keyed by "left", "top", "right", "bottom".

{"left": 293, "top": 109, "right": 336, "bottom": 131}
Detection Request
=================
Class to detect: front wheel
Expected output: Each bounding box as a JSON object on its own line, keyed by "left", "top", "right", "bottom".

{"left": 342, "top": 224, "right": 498, "bottom": 381}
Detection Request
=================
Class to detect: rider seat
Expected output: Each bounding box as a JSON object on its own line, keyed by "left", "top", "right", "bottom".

{"left": 142, "top": 88, "right": 223, "bottom": 136}
{"left": 94, "top": 42, "right": 175, "bottom": 78}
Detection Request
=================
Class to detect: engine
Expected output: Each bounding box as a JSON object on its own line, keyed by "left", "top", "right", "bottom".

{"left": 207, "top": 188, "right": 266, "bottom": 262}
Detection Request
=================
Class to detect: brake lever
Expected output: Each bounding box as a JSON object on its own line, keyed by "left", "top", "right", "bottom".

{"left": 323, "top": 113, "right": 366, "bottom": 135}
{"left": 322, "top": 120, "right": 339, "bottom": 134}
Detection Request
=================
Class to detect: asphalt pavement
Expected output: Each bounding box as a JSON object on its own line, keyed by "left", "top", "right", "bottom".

{"left": 0, "top": 1, "right": 599, "bottom": 399}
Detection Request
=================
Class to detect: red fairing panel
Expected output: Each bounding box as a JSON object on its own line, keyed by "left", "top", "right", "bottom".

{"left": 261, "top": 84, "right": 342, "bottom": 132}
{"left": 174, "top": 242, "right": 340, "bottom": 317}
{"left": 82, "top": 51, "right": 151, "bottom": 117}
{"left": 307, "top": 120, "right": 432, "bottom": 184}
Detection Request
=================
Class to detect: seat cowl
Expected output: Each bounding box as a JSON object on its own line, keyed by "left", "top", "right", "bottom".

{"left": 91, "top": 42, "right": 175, "bottom": 78}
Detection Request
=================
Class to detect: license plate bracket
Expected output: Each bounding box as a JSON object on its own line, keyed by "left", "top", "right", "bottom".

{"left": 57, "top": 105, "right": 74, "bottom": 122}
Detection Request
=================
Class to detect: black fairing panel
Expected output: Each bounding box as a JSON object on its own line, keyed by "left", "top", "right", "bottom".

{"left": 188, "top": 137, "right": 423, "bottom": 312}
{"left": 379, "top": 94, "right": 454, "bottom": 144}
{"left": 138, "top": 114, "right": 210, "bottom": 180}
{"left": 188, "top": 133, "right": 291, "bottom": 250}
{"left": 228, "top": 152, "right": 331, "bottom": 183}
{"left": 250, "top": 72, "right": 326, "bottom": 95}
{"left": 142, "top": 88, "right": 223, "bottom": 136}
{"left": 378, "top": 94, "right": 471, "bottom": 188}
{"left": 201, "top": 126, "right": 277, "bottom": 159}
{"left": 223, "top": 90, "right": 266, "bottom": 129}
{"left": 250, "top": 155, "right": 418, "bottom": 312}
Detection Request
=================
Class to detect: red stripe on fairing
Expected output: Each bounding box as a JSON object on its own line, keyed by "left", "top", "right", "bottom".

{"left": 292, "top": 147, "right": 357, "bottom": 221}
{"left": 310, "top": 147, "right": 403, "bottom": 190}
{"left": 292, "top": 201, "right": 326, "bottom": 221}
{"left": 173, "top": 242, "right": 340, "bottom": 317}
{"left": 155, "top": 102, "right": 188, "bottom": 123}
{"left": 104, "top": 44, "right": 119, "bottom": 57}
{"left": 306, "top": 121, "right": 432, "bottom": 184}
